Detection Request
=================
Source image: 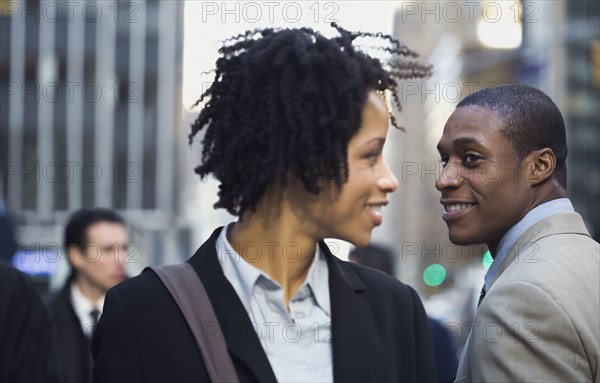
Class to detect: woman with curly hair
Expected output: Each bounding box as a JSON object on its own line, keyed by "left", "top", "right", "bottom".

{"left": 93, "top": 24, "right": 436, "bottom": 383}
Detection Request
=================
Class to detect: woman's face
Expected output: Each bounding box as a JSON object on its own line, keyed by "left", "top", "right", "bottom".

{"left": 297, "top": 91, "right": 399, "bottom": 247}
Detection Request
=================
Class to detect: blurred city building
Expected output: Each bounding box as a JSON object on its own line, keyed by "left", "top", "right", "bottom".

{"left": 0, "top": 0, "right": 185, "bottom": 291}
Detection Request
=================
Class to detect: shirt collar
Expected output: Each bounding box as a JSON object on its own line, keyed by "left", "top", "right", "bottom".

{"left": 216, "top": 225, "right": 262, "bottom": 312}
{"left": 484, "top": 198, "right": 574, "bottom": 289}
{"left": 216, "top": 224, "right": 330, "bottom": 316}
{"left": 70, "top": 281, "right": 105, "bottom": 319}
{"left": 303, "top": 245, "right": 330, "bottom": 316}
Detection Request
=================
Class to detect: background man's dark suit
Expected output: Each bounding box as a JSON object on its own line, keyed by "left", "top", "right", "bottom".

{"left": 93, "top": 228, "right": 437, "bottom": 383}
{"left": 47, "top": 283, "right": 93, "bottom": 383}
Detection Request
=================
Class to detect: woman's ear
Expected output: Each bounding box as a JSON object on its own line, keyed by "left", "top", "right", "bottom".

{"left": 523, "top": 148, "right": 556, "bottom": 185}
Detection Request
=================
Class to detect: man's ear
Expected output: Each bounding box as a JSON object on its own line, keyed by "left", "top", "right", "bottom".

{"left": 68, "top": 246, "right": 84, "bottom": 271}
{"left": 523, "top": 148, "right": 556, "bottom": 185}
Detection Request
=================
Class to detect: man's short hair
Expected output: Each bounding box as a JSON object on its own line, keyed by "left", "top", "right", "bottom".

{"left": 64, "top": 208, "right": 125, "bottom": 251}
{"left": 456, "top": 84, "right": 568, "bottom": 188}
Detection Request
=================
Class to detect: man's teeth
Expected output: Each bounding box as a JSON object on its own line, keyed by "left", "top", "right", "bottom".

{"left": 367, "top": 205, "right": 382, "bottom": 215}
{"left": 445, "top": 204, "right": 474, "bottom": 212}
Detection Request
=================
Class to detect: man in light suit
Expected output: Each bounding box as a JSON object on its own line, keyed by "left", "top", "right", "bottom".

{"left": 435, "top": 84, "right": 599, "bottom": 382}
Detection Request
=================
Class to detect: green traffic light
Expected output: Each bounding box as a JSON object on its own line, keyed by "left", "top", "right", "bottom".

{"left": 423, "top": 263, "right": 447, "bottom": 287}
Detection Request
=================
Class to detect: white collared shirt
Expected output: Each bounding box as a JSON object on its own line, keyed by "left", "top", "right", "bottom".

{"left": 216, "top": 224, "right": 333, "bottom": 383}
{"left": 70, "top": 281, "right": 104, "bottom": 338}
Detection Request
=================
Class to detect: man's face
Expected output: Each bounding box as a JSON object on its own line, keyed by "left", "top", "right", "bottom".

{"left": 435, "top": 105, "right": 533, "bottom": 249}
{"left": 72, "top": 222, "right": 128, "bottom": 292}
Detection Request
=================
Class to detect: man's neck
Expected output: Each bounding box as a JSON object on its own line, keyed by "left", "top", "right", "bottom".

{"left": 487, "top": 184, "right": 567, "bottom": 258}
{"left": 74, "top": 276, "right": 104, "bottom": 304}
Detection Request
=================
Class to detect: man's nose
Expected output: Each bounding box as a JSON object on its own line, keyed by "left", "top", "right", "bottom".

{"left": 435, "top": 163, "right": 462, "bottom": 191}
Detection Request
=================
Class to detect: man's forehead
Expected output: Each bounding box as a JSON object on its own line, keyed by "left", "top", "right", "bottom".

{"left": 448, "top": 105, "right": 502, "bottom": 126}
{"left": 438, "top": 106, "right": 504, "bottom": 145}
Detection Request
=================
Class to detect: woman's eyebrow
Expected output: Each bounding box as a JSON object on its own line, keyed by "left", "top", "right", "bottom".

{"left": 359, "top": 137, "right": 385, "bottom": 148}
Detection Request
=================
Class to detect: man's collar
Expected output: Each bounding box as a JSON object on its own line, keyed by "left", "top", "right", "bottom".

{"left": 484, "top": 198, "right": 574, "bottom": 289}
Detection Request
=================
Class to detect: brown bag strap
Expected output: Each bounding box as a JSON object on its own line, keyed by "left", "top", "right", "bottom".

{"left": 146, "top": 263, "right": 240, "bottom": 383}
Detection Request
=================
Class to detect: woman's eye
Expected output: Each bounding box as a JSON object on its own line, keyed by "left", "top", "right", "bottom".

{"left": 368, "top": 151, "right": 379, "bottom": 165}
{"left": 440, "top": 155, "right": 448, "bottom": 167}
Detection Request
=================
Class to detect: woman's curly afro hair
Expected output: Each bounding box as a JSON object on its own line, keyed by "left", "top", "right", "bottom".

{"left": 190, "top": 23, "right": 432, "bottom": 216}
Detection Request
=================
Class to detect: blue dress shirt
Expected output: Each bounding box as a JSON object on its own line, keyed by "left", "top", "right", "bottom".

{"left": 216, "top": 224, "right": 333, "bottom": 383}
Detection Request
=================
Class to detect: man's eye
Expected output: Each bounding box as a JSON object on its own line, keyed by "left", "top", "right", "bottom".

{"left": 464, "top": 154, "right": 480, "bottom": 163}
{"left": 440, "top": 156, "right": 448, "bottom": 167}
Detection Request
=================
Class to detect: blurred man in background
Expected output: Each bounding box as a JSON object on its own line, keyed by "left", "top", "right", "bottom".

{"left": 47, "top": 208, "right": 128, "bottom": 383}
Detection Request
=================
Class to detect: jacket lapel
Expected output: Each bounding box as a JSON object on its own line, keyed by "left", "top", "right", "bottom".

{"left": 188, "top": 230, "right": 390, "bottom": 382}
{"left": 50, "top": 283, "right": 91, "bottom": 383}
{"left": 322, "top": 242, "right": 392, "bottom": 382}
{"left": 187, "top": 227, "right": 278, "bottom": 383}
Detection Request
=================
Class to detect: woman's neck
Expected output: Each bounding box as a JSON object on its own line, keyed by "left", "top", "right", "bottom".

{"left": 229, "top": 205, "right": 319, "bottom": 306}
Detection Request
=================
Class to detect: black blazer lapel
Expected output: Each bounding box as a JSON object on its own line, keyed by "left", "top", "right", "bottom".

{"left": 187, "top": 227, "right": 278, "bottom": 383}
{"left": 322, "top": 242, "right": 394, "bottom": 383}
